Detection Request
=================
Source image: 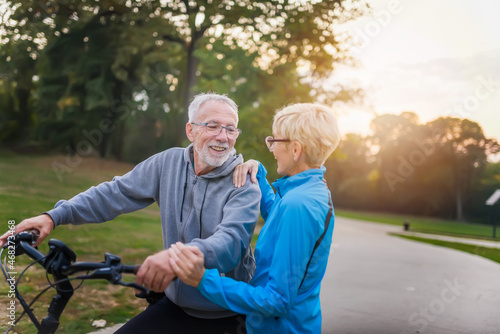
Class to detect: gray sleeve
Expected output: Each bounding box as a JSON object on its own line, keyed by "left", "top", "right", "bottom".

{"left": 46, "top": 154, "right": 162, "bottom": 226}
{"left": 188, "top": 178, "right": 261, "bottom": 273}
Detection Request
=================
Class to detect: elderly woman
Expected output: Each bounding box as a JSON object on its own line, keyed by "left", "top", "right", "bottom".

{"left": 169, "top": 103, "right": 340, "bottom": 333}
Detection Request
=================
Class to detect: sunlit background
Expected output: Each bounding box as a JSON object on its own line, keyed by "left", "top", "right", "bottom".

{"left": 1, "top": 1, "right": 500, "bottom": 332}
{"left": 334, "top": 0, "right": 500, "bottom": 153}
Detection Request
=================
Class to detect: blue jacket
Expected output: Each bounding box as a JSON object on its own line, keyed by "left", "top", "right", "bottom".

{"left": 198, "top": 163, "right": 335, "bottom": 333}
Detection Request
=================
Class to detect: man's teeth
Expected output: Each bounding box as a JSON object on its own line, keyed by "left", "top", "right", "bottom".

{"left": 211, "top": 146, "right": 226, "bottom": 152}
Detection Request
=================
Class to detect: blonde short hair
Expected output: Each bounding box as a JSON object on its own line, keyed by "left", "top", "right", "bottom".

{"left": 273, "top": 103, "right": 340, "bottom": 167}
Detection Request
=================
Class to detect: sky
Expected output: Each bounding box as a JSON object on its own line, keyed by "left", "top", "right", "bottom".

{"left": 333, "top": 0, "right": 500, "bottom": 149}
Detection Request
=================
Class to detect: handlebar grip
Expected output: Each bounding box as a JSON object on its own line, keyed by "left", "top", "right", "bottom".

{"left": 121, "top": 264, "right": 141, "bottom": 275}
{"left": 5, "top": 230, "right": 39, "bottom": 245}
{"left": 4, "top": 230, "right": 41, "bottom": 257}
{"left": 133, "top": 264, "right": 141, "bottom": 275}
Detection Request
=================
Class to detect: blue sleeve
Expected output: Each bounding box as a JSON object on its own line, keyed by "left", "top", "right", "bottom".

{"left": 46, "top": 154, "right": 160, "bottom": 226}
{"left": 197, "top": 196, "right": 318, "bottom": 317}
{"left": 255, "top": 162, "right": 275, "bottom": 220}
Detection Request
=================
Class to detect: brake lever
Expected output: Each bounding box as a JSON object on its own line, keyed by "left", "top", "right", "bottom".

{"left": 74, "top": 267, "right": 150, "bottom": 297}
{"left": 116, "top": 280, "right": 151, "bottom": 298}
{"left": 75, "top": 267, "right": 122, "bottom": 283}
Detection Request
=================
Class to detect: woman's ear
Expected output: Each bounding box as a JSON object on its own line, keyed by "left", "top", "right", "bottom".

{"left": 186, "top": 123, "right": 195, "bottom": 143}
{"left": 292, "top": 141, "right": 303, "bottom": 162}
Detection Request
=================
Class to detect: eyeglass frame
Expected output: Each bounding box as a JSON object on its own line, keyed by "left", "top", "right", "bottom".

{"left": 191, "top": 122, "right": 242, "bottom": 138}
{"left": 265, "top": 136, "right": 291, "bottom": 151}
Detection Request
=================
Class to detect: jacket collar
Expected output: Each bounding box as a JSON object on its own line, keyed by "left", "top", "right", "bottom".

{"left": 272, "top": 166, "right": 326, "bottom": 198}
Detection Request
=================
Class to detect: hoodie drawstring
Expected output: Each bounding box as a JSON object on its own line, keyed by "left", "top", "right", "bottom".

{"left": 199, "top": 182, "right": 209, "bottom": 239}
{"left": 180, "top": 161, "right": 209, "bottom": 239}
{"left": 180, "top": 163, "right": 188, "bottom": 222}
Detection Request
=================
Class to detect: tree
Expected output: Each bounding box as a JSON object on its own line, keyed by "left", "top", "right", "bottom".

{"left": 365, "top": 113, "right": 500, "bottom": 220}
{"left": 0, "top": 0, "right": 45, "bottom": 144}
{"left": 0, "top": 0, "right": 368, "bottom": 159}
{"left": 324, "top": 133, "right": 378, "bottom": 209}
{"left": 464, "top": 162, "right": 500, "bottom": 223}
{"left": 369, "top": 112, "right": 424, "bottom": 212}
{"left": 426, "top": 117, "right": 500, "bottom": 220}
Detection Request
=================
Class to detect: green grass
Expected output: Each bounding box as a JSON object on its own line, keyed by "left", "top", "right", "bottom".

{"left": 335, "top": 208, "right": 498, "bottom": 240}
{"left": 0, "top": 150, "right": 163, "bottom": 333}
{"left": 390, "top": 233, "right": 500, "bottom": 264}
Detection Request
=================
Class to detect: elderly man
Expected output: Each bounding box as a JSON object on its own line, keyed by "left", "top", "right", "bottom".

{"left": 0, "top": 93, "right": 260, "bottom": 334}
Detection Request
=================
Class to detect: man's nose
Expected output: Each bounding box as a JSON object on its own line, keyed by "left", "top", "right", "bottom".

{"left": 215, "top": 128, "right": 229, "bottom": 141}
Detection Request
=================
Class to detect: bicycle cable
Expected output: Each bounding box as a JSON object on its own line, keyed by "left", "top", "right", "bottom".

{"left": 45, "top": 270, "right": 86, "bottom": 293}
{"left": 1, "top": 246, "right": 50, "bottom": 333}
{"left": 1, "top": 246, "right": 84, "bottom": 332}
{"left": 3, "top": 283, "right": 54, "bottom": 333}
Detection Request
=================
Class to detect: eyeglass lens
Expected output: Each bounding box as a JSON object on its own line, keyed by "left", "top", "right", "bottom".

{"left": 206, "top": 124, "right": 239, "bottom": 138}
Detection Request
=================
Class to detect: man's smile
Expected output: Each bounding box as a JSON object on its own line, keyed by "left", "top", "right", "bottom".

{"left": 210, "top": 145, "right": 227, "bottom": 152}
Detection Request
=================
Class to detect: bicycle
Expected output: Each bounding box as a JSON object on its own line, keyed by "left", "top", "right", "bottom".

{"left": 1, "top": 230, "right": 153, "bottom": 334}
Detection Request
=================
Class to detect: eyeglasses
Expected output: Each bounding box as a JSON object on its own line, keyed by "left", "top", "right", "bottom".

{"left": 265, "top": 136, "right": 290, "bottom": 151}
{"left": 191, "top": 122, "right": 242, "bottom": 139}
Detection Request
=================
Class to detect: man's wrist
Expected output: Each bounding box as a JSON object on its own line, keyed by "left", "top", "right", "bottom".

{"left": 41, "top": 213, "right": 56, "bottom": 230}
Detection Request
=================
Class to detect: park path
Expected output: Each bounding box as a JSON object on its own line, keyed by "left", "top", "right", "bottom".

{"left": 88, "top": 217, "right": 500, "bottom": 334}
{"left": 321, "top": 217, "right": 500, "bottom": 334}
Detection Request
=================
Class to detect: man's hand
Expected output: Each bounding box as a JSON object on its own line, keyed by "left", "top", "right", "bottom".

{"left": 169, "top": 242, "right": 205, "bottom": 288}
{"left": 136, "top": 249, "right": 176, "bottom": 292}
{"left": 0, "top": 214, "right": 54, "bottom": 247}
{"left": 233, "top": 159, "right": 259, "bottom": 188}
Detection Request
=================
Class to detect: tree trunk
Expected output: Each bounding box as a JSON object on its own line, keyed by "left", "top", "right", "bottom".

{"left": 111, "top": 120, "right": 125, "bottom": 161}
{"left": 174, "top": 42, "right": 200, "bottom": 147}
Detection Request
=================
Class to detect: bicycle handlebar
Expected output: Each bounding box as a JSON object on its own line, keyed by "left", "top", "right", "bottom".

{"left": 6, "top": 231, "right": 142, "bottom": 280}
{"left": 2, "top": 231, "right": 149, "bottom": 334}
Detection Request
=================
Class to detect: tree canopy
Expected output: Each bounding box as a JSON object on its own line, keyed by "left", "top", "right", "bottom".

{"left": 0, "top": 0, "right": 366, "bottom": 163}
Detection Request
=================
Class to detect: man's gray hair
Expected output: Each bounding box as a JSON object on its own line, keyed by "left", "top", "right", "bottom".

{"left": 188, "top": 93, "right": 239, "bottom": 123}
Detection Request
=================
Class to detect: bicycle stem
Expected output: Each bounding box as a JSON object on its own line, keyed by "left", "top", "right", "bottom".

{"left": 39, "top": 273, "right": 74, "bottom": 334}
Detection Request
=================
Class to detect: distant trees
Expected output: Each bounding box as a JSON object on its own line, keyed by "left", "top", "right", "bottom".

{"left": 325, "top": 112, "right": 500, "bottom": 223}
{"left": 0, "top": 0, "right": 366, "bottom": 162}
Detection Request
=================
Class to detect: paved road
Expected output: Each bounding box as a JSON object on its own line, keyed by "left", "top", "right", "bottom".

{"left": 89, "top": 217, "right": 500, "bottom": 334}
{"left": 321, "top": 217, "right": 500, "bottom": 334}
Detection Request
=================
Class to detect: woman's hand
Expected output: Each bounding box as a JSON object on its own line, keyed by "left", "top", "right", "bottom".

{"left": 169, "top": 242, "right": 205, "bottom": 288}
{"left": 233, "top": 159, "right": 259, "bottom": 188}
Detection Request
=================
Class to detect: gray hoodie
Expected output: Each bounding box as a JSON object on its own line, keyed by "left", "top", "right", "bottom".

{"left": 46, "top": 144, "right": 261, "bottom": 318}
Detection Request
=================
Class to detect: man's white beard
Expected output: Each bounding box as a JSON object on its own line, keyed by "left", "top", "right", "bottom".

{"left": 194, "top": 140, "right": 231, "bottom": 168}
